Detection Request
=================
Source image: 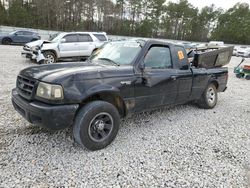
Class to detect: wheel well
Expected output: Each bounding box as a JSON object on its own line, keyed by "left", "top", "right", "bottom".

{"left": 80, "top": 92, "right": 127, "bottom": 117}
{"left": 3, "top": 37, "right": 12, "bottom": 42}
{"left": 43, "top": 50, "right": 57, "bottom": 59}
{"left": 210, "top": 80, "right": 219, "bottom": 89}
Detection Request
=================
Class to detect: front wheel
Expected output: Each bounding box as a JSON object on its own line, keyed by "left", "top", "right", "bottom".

{"left": 73, "top": 101, "right": 120, "bottom": 151}
{"left": 197, "top": 83, "right": 218, "bottom": 109}
{"left": 2, "top": 38, "right": 12, "bottom": 45}
{"left": 43, "top": 51, "right": 56, "bottom": 64}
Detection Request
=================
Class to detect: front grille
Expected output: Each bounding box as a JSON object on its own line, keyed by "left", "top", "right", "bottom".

{"left": 17, "top": 75, "right": 36, "bottom": 100}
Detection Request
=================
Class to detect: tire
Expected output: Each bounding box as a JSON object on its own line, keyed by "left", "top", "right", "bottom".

{"left": 197, "top": 83, "right": 218, "bottom": 109}
{"left": 2, "top": 38, "right": 12, "bottom": 45}
{"left": 73, "top": 101, "right": 120, "bottom": 151}
{"left": 245, "top": 75, "right": 250, "bottom": 80}
{"left": 43, "top": 51, "right": 56, "bottom": 64}
{"left": 236, "top": 73, "right": 243, "bottom": 78}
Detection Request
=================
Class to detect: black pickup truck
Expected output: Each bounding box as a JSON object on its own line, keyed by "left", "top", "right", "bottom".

{"left": 12, "top": 40, "right": 232, "bottom": 150}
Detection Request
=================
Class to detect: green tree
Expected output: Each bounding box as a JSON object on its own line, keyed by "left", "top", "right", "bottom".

{"left": 192, "top": 5, "right": 222, "bottom": 41}
{"left": 163, "top": 0, "right": 198, "bottom": 40}
{"left": 211, "top": 3, "right": 250, "bottom": 44}
{"left": 0, "top": 1, "right": 7, "bottom": 25}
{"left": 8, "top": 0, "right": 32, "bottom": 27}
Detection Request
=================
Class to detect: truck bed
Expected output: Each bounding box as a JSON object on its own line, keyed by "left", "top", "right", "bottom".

{"left": 192, "top": 46, "right": 234, "bottom": 69}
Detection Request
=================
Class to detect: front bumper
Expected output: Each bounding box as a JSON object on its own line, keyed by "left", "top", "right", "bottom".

{"left": 21, "top": 50, "right": 37, "bottom": 59}
{"left": 12, "top": 89, "right": 79, "bottom": 130}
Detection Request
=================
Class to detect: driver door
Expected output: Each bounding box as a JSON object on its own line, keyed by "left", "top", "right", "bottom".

{"left": 134, "top": 45, "right": 178, "bottom": 112}
{"left": 58, "top": 34, "right": 79, "bottom": 57}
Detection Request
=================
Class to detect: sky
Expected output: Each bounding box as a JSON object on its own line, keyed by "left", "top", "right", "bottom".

{"left": 173, "top": 0, "right": 250, "bottom": 10}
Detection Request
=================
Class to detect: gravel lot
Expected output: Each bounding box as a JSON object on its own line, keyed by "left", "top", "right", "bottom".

{"left": 0, "top": 45, "right": 250, "bottom": 188}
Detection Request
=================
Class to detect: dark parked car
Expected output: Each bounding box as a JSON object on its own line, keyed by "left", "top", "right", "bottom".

{"left": 0, "top": 30, "right": 41, "bottom": 45}
{"left": 12, "top": 40, "right": 232, "bottom": 151}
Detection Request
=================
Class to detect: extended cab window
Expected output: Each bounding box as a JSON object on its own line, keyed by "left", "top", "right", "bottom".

{"left": 79, "top": 34, "right": 93, "bottom": 42}
{"left": 144, "top": 46, "right": 172, "bottom": 69}
{"left": 63, "top": 34, "right": 78, "bottom": 43}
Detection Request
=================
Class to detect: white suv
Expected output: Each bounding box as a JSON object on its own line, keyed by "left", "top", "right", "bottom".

{"left": 22, "top": 32, "right": 108, "bottom": 63}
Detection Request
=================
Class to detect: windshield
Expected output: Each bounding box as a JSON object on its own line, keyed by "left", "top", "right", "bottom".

{"left": 9, "top": 31, "right": 17, "bottom": 35}
{"left": 51, "top": 33, "right": 64, "bottom": 42}
{"left": 90, "top": 41, "right": 142, "bottom": 66}
{"left": 49, "top": 33, "right": 60, "bottom": 41}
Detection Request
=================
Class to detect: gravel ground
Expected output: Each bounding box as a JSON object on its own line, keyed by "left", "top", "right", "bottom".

{"left": 0, "top": 45, "right": 250, "bottom": 188}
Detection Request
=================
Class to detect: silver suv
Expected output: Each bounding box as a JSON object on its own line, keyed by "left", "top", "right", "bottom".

{"left": 22, "top": 32, "right": 108, "bottom": 63}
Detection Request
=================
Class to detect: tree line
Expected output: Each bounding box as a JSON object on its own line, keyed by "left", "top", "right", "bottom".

{"left": 0, "top": 0, "right": 250, "bottom": 44}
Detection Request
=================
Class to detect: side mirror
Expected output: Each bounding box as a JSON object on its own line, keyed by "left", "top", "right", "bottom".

{"left": 60, "top": 38, "right": 66, "bottom": 43}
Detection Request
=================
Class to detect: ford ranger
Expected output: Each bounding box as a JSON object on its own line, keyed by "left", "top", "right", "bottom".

{"left": 12, "top": 40, "right": 232, "bottom": 150}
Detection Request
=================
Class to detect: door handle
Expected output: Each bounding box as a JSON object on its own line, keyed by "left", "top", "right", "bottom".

{"left": 171, "top": 76, "right": 177, "bottom": 81}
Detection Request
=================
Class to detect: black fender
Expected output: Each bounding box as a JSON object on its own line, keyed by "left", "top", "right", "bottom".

{"left": 79, "top": 84, "right": 127, "bottom": 117}
{"left": 84, "top": 84, "right": 120, "bottom": 97}
{"left": 208, "top": 75, "right": 219, "bottom": 89}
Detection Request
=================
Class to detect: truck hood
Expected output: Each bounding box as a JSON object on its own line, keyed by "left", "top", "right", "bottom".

{"left": 25, "top": 39, "right": 51, "bottom": 48}
{"left": 19, "top": 62, "right": 134, "bottom": 83}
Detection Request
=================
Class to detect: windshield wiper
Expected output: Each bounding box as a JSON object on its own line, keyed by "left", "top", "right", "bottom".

{"left": 98, "top": 58, "right": 120, "bottom": 66}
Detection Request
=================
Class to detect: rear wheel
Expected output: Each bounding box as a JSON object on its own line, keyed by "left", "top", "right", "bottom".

{"left": 2, "top": 38, "right": 12, "bottom": 45}
{"left": 43, "top": 51, "right": 56, "bottom": 64}
{"left": 197, "top": 83, "right": 218, "bottom": 109}
{"left": 73, "top": 101, "right": 120, "bottom": 151}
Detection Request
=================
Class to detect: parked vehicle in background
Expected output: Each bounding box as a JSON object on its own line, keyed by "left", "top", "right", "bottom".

{"left": 236, "top": 46, "right": 250, "bottom": 57}
{"left": 207, "top": 41, "right": 225, "bottom": 48}
{"left": 12, "top": 39, "right": 232, "bottom": 150}
{"left": 21, "top": 32, "right": 108, "bottom": 64}
{"left": 181, "top": 42, "right": 195, "bottom": 52}
{"left": 233, "top": 46, "right": 239, "bottom": 56}
{"left": 0, "top": 30, "right": 40, "bottom": 45}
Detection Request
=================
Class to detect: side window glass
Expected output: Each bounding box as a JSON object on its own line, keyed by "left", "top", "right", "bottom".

{"left": 93, "top": 34, "right": 107, "bottom": 41}
{"left": 144, "top": 46, "right": 172, "bottom": 69}
{"left": 15, "top": 31, "right": 23, "bottom": 35}
{"left": 88, "top": 35, "right": 93, "bottom": 42}
{"left": 79, "top": 34, "right": 93, "bottom": 42}
{"left": 63, "top": 34, "right": 78, "bottom": 43}
{"left": 23, "top": 31, "right": 31, "bottom": 35}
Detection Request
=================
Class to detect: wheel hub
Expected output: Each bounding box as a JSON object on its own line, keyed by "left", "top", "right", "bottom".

{"left": 207, "top": 88, "right": 215, "bottom": 104}
{"left": 88, "top": 112, "right": 114, "bottom": 142}
{"left": 95, "top": 120, "right": 105, "bottom": 131}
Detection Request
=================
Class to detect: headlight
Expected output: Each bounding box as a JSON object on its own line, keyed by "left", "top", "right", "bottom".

{"left": 36, "top": 82, "right": 64, "bottom": 100}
